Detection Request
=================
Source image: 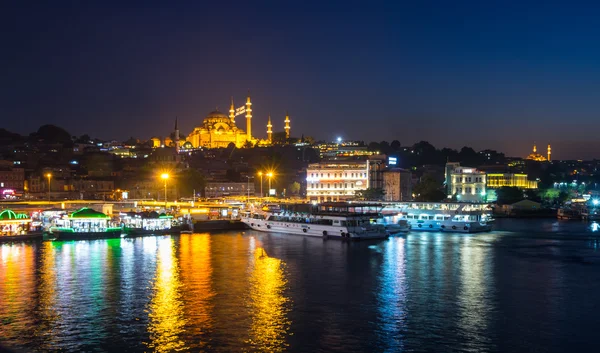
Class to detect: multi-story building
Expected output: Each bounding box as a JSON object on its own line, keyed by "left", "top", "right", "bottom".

{"left": 306, "top": 161, "right": 368, "bottom": 202}
{"left": 0, "top": 164, "right": 25, "bottom": 198}
{"left": 367, "top": 155, "right": 387, "bottom": 190}
{"left": 447, "top": 163, "right": 487, "bottom": 202}
{"left": 486, "top": 173, "right": 538, "bottom": 189}
{"left": 383, "top": 169, "right": 412, "bottom": 201}
{"left": 205, "top": 182, "right": 255, "bottom": 198}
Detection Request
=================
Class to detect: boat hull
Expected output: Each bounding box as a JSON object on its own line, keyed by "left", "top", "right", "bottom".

{"left": 53, "top": 229, "right": 123, "bottom": 241}
{"left": 123, "top": 227, "right": 180, "bottom": 237}
{"left": 407, "top": 220, "right": 492, "bottom": 233}
{"left": 241, "top": 218, "right": 388, "bottom": 240}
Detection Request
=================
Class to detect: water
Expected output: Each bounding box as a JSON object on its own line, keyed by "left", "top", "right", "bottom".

{"left": 2, "top": 219, "right": 600, "bottom": 352}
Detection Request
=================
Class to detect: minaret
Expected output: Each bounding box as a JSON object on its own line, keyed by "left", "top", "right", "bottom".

{"left": 548, "top": 144, "right": 551, "bottom": 161}
{"left": 229, "top": 97, "right": 235, "bottom": 124}
{"left": 284, "top": 111, "right": 290, "bottom": 140}
{"left": 246, "top": 93, "right": 252, "bottom": 142}
{"left": 533, "top": 143, "right": 537, "bottom": 154}
{"left": 267, "top": 115, "right": 273, "bottom": 143}
{"left": 174, "top": 117, "right": 180, "bottom": 153}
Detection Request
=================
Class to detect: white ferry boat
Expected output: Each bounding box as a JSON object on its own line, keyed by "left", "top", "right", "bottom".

{"left": 241, "top": 202, "right": 389, "bottom": 240}
{"left": 377, "top": 202, "right": 493, "bottom": 233}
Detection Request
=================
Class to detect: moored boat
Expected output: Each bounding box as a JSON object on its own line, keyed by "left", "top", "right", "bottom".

{"left": 49, "top": 207, "right": 122, "bottom": 241}
{"left": 120, "top": 211, "right": 177, "bottom": 236}
{"left": 381, "top": 202, "right": 493, "bottom": 233}
{"left": 557, "top": 207, "right": 581, "bottom": 220}
{"left": 0, "top": 209, "right": 44, "bottom": 242}
{"left": 241, "top": 202, "right": 389, "bottom": 240}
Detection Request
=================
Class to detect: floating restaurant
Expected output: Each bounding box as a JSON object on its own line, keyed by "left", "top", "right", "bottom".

{"left": 49, "top": 207, "right": 121, "bottom": 240}
{"left": 0, "top": 209, "right": 32, "bottom": 236}
{"left": 120, "top": 211, "right": 173, "bottom": 235}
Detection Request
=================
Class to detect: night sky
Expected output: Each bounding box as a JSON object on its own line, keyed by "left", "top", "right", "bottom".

{"left": 2, "top": 1, "right": 600, "bottom": 159}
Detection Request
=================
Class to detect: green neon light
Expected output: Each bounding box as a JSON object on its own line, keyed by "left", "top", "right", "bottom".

{"left": 69, "top": 207, "right": 110, "bottom": 219}
{"left": 0, "top": 209, "right": 31, "bottom": 220}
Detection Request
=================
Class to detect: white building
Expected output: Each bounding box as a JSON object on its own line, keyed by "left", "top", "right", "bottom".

{"left": 447, "top": 164, "right": 487, "bottom": 202}
{"left": 306, "top": 162, "right": 368, "bottom": 202}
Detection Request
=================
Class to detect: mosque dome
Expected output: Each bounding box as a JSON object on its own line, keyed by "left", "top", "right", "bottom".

{"left": 206, "top": 110, "right": 228, "bottom": 119}
{"left": 525, "top": 143, "right": 548, "bottom": 162}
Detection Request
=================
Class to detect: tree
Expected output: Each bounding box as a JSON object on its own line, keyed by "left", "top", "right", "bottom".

{"left": 367, "top": 142, "right": 380, "bottom": 152}
{"left": 495, "top": 187, "right": 523, "bottom": 205}
{"left": 524, "top": 189, "right": 542, "bottom": 202}
{"left": 178, "top": 169, "right": 206, "bottom": 197}
{"left": 31, "top": 125, "right": 72, "bottom": 144}
{"left": 413, "top": 175, "right": 446, "bottom": 202}
{"left": 379, "top": 141, "right": 390, "bottom": 154}
{"left": 355, "top": 188, "right": 385, "bottom": 201}
{"left": 390, "top": 140, "right": 401, "bottom": 151}
{"left": 288, "top": 181, "right": 301, "bottom": 195}
{"left": 243, "top": 140, "right": 253, "bottom": 148}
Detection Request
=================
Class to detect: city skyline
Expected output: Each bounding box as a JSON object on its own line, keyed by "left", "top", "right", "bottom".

{"left": 2, "top": 1, "right": 600, "bottom": 159}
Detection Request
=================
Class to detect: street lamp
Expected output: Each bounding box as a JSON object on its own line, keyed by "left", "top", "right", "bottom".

{"left": 46, "top": 173, "right": 52, "bottom": 202}
{"left": 246, "top": 175, "right": 253, "bottom": 201}
{"left": 161, "top": 173, "right": 169, "bottom": 209}
{"left": 258, "top": 171, "right": 263, "bottom": 198}
{"left": 267, "top": 172, "right": 274, "bottom": 198}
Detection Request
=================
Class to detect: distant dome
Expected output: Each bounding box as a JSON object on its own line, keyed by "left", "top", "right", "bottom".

{"left": 206, "top": 110, "right": 228, "bottom": 119}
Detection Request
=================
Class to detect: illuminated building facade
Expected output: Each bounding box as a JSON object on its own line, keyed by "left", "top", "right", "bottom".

{"left": 318, "top": 141, "right": 377, "bottom": 159}
{"left": 448, "top": 165, "right": 487, "bottom": 202}
{"left": 0, "top": 165, "right": 25, "bottom": 198}
{"left": 205, "top": 182, "right": 255, "bottom": 198}
{"left": 306, "top": 161, "right": 368, "bottom": 202}
{"left": 486, "top": 173, "right": 538, "bottom": 189}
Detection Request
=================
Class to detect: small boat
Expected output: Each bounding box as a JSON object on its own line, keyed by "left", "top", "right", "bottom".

{"left": 382, "top": 219, "right": 411, "bottom": 234}
{"left": 581, "top": 207, "right": 600, "bottom": 221}
{"left": 557, "top": 207, "right": 581, "bottom": 220}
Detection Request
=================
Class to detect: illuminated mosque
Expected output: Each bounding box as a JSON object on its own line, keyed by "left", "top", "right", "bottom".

{"left": 526, "top": 143, "right": 551, "bottom": 162}
{"left": 150, "top": 93, "right": 292, "bottom": 149}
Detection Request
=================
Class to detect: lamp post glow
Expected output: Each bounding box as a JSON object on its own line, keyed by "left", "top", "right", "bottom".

{"left": 246, "top": 175, "right": 251, "bottom": 201}
{"left": 46, "top": 173, "right": 52, "bottom": 202}
{"left": 258, "top": 171, "right": 263, "bottom": 198}
{"left": 267, "top": 172, "right": 274, "bottom": 198}
{"left": 161, "top": 173, "right": 169, "bottom": 209}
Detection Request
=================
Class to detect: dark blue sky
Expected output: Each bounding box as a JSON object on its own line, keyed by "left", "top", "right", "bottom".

{"left": 2, "top": 1, "right": 600, "bottom": 159}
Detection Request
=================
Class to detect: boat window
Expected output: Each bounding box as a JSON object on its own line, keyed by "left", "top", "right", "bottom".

{"left": 340, "top": 221, "right": 347, "bottom": 226}
{"left": 428, "top": 215, "right": 434, "bottom": 220}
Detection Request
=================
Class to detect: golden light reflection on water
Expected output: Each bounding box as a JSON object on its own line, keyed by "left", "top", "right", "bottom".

{"left": 146, "top": 238, "right": 188, "bottom": 352}
{"left": 0, "top": 243, "right": 36, "bottom": 343}
{"left": 245, "top": 247, "right": 291, "bottom": 353}
{"left": 178, "top": 234, "right": 214, "bottom": 349}
{"left": 36, "top": 242, "right": 59, "bottom": 349}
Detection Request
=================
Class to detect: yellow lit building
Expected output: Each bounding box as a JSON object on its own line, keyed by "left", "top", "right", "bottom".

{"left": 186, "top": 110, "right": 255, "bottom": 149}
{"left": 486, "top": 173, "right": 538, "bottom": 189}
{"left": 525, "top": 143, "right": 549, "bottom": 162}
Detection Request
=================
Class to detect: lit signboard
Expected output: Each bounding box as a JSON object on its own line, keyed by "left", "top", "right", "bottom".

{"left": 388, "top": 157, "right": 397, "bottom": 165}
{"left": 269, "top": 189, "right": 276, "bottom": 196}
